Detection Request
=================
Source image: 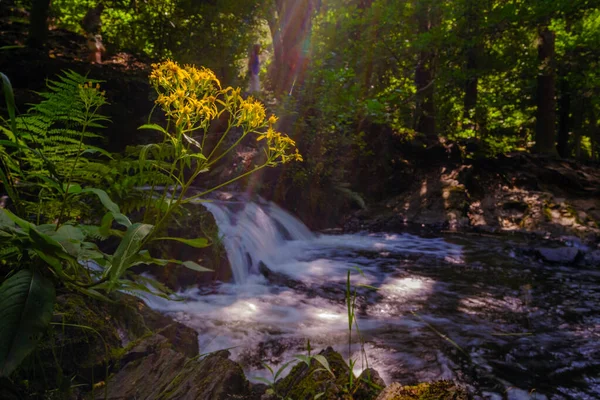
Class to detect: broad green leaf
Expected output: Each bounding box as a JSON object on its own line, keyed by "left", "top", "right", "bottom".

{"left": 294, "top": 354, "right": 312, "bottom": 367}
{"left": 0, "top": 269, "right": 55, "bottom": 377}
{"left": 2, "top": 209, "right": 34, "bottom": 231}
{"left": 0, "top": 209, "right": 14, "bottom": 229}
{"left": 99, "top": 212, "right": 115, "bottom": 237}
{"left": 181, "top": 261, "right": 213, "bottom": 272}
{"left": 312, "top": 355, "right": 334, "bottom": 377}
{"left": 111, "top": 212, "right": 132, "bottom": 228}
{"left": 53, "top": 225, "right": 85, "bottom": 256}
{"left": 64, "top": 184, "right": 82, "bottom": 194}
{"left": 81, "top": 188, "right": 120, "bottom": 214}
{"left": 106, "top": 223, "right": 154, "bottom": 285}
{"left": 153, "top": 237, "right": 210, "bottom": 248}
{"left": 80, "top": 188, "right": 131, "bottom": 227}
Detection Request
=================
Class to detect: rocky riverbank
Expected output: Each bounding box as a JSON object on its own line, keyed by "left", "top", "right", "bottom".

{"left": 343, "top": 149, "right": 600, "bottom": 264}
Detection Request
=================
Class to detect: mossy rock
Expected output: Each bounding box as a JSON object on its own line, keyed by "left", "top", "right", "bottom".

{"left": 375, "top": 381, "right": 471, "bottom": 400}
{"left": 274, "top": 347, "right": 353, "bottom": 400}
{"left": 99, "top": 349, "right": 250, "bottom": 400}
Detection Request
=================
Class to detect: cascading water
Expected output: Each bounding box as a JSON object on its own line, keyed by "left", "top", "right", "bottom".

{"left": 202, "top": 198, "right": 314, "bottom": 284}
{"left": 145, "top": 197, "right": 600, "bottom": 400}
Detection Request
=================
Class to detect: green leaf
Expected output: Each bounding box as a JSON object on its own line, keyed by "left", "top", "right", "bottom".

{"left": 111, "top": 212, "right": 132, "bottom": 228}
{"left": 80, "top": 189, "right": 131, "bottom": 227}
{"left": 138, "top": 124, "right": 169, "bottom": 134}
{"left": 80, "top": 188, "right": 120, "bottom": 214}
{"left": 0, "top": 209, "right": 14, "bottom": 229}
{"left": 274, "top": 360, "right": 295, "bottom": 381}
{"left": 312, "top": 355, "right": 334, "bottom": 377}
{"left": 180, "top": 261, "right": 213, "bottom": 272}
{"left": 153, "top": 237, "right": 210, "bottom": 248}
{"left": 64, "top": 184, "right": 82, "bottom": 194}
{"left": 3, "top": 209, "right": 34, "bottom": 231}
{"left": 52, "top": 225, "right": 85, "bottom": 256}
{"left": 294, "top": 354, "right": 312, "bottom": 367}
{"left": 106, "top": 223, "right": 154, "bottom": 286}
{"left": 254, "top": 377, "right": 273, "bottom": 386}
{"left": 0, "top": 73, "right": 17, "bottom": 136}
{"left": 0, "top": 269, "right": 55, "bottom": 377}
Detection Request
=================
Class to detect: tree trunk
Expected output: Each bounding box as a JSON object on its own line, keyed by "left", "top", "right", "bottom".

{"left": 414, "top": 2, "right": 435, "bottom": 136}
{"left": 557, "top": 76, "right": 571, "bottom": 158}
{"left": 462, "top": 0, "right": 482, "bottom": 133}
{"left": 534, "top": 24, "right": 557, "bottom": 155}
{"left": 556, "top": 18, "right": 573, "bottom": 158}
{"left": 28, "top": 0, "right": 51, "bottom": 49}
{"left": 270, "top": 0, "right": 314, "bottom": 95}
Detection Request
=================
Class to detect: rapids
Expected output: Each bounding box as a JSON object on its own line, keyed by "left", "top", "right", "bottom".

{"left": 145, "top": 197, "right": 600, "bottom": 400}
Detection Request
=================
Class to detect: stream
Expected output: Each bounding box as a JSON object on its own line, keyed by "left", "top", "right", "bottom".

{"left": 145, "top": 197, "right": 600, "bottom": 400}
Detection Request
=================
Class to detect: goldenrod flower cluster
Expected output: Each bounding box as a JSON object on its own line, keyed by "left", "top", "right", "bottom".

{"left": 257, "top": 115, "right": 303, "bottom": 164}
{"left": 150, "top": 60, "right": 221, "bottom": 130}
{"left": 78, "top": 81, "right": 106, "bottom": 109}
{"left": 149, "top": 60, "right": 302, "bottom": 164}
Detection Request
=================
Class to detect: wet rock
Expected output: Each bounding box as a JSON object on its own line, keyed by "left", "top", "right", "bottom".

{"left": 119, "top": 334, "right": 171, "bottom": 366}
{"left": 537, "top": 247, "right": 581, "bottom": 264}
{"left": 259, "top": 262, "right": 305, "bottom": 290}
{"left": 100, "top": 349, "right": 250, "bottom": 400}
{"left": 354, "top": 368, "right": 387, "bottom": 399}
{"left": 116, "top": 293, "right": 199, "bottom": 357}
{"left": 375, "top": 381, "right": 471, "bottom": 400}
{"left": 583, "top": 250, "right": 600, "bottom": 267}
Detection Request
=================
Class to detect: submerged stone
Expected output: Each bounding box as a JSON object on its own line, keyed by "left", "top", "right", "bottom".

{"left": 537, "top": 247, "right": 580, "bottom": 264}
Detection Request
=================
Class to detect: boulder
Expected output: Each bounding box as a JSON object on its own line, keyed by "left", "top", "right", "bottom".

{"left": 537, "top": 247, "right": 581, "bottom": 264}
{"left": 375, "top": 381, "right": 471, "bottom": 400}
{"left": 353, "top": 368, "right": 387, "bottom": 399}
{"left": 114, "top": 293, "right": 199, "bottom": 358}
{"left": 272, "top": 347, "right": 384, "bottom": 400}
{"left": 99, "top": 348, "right": 250, "bottom": 400}
{"left": 583, "top": 250, "right": 600, "bottom": 267}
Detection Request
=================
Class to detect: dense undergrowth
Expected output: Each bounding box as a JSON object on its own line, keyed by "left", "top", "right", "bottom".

{"left": 0, "top": 60, "right": 301, "bottom": 397}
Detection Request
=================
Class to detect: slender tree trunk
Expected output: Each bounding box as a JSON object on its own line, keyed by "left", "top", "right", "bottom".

{"left": 557, "top": 75, "right": 571, "bottom": 157}
{"left": 556, "top": 18, "right": 573, "bottom": 158}
{"left": 534, "top": 24, "right": 558, "bottom": 155}
{"left": 28, "top": 0, "right": 51, "bottom": 49}
{"left": 414, "top": 2, "right": 435, "bottom": 136}
{"left": 462, "top": 0, "right": 481, "bottom": 133}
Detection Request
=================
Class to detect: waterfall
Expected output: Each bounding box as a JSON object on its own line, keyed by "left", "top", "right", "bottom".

{"left": 202, "top": 197, "right": 314, "bottom": 284}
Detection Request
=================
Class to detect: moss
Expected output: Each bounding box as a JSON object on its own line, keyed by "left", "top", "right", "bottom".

{"left": 543, "top": 203, "right": 553, "bottom": 222}
{"left": 275, "top": 348, "right": 352, "bottom": 400}
{"left": 564, "top": 204, "right": 583, "bottom": 225}
{"left": 382, "top": 381, "right": 470, "bottom": 400}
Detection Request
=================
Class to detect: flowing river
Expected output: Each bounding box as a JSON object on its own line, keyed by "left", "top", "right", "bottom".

{"left": 145, "top": 197, "right": 600, "bottom": 400}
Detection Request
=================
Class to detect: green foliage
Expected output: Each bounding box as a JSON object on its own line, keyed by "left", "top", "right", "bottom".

{"left": 48, "top": 0, "right": 264, "bottom": 84}
{"left": 0, "top": 62, "right": 299, "bottom": 379}
{"left": 1, "top": 70, "right": 113, "bottom": 222}
{"left": 0, "top": 269, "right": 56, "bottom": 378}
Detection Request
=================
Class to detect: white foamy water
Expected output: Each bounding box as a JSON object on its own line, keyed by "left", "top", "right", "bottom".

{"left": 144, "top": 198, "right": 600, "bottom": 399}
